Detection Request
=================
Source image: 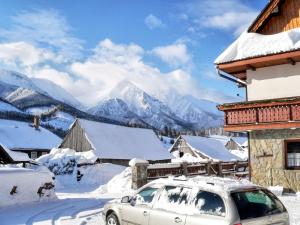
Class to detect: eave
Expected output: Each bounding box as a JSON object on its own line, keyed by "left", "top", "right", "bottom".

{"left": 216, "top": 49, "right": 300, "bottom": 80}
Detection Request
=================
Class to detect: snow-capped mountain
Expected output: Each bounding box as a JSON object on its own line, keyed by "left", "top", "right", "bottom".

{"left": 166, "top": 94, "right": 223, "bottom": 128}
{"left": 90, "top": 80, "right": 192, "bottom": 130}
{"left": 89, "top": 98, "right": 148, "bottom": 126}
{"left": 0, "top": 70, "right": 83, "bottom": 109}
{"left": 32, "top": 78, "right": 84, "bottom": 110}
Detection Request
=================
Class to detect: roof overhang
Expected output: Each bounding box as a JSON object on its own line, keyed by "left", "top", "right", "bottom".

{"left": 216, "top": 49, "right": 300, "bottom": 79}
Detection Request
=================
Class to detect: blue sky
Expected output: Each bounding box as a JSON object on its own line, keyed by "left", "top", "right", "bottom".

{"left": 0, "top": 0, "right": 267, "bottom": 106}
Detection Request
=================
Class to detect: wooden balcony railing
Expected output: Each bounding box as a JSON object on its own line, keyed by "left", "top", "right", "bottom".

{"left": 217, "top": 96, "right": 300, "bottom": 131}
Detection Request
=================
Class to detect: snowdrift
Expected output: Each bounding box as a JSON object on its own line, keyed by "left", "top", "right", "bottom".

{"left": 0, "top": 166, "right": 55, "bottom": 207}
{"left": 37, "top": 148, "right": 126, "bottom": 189}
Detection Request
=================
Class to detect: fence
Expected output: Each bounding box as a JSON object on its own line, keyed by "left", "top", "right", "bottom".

{"left": 131, "top": 160, "right": 249, "bottom": 189}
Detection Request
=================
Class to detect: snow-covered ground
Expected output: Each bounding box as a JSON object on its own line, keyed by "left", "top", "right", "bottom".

{"left": 0, "top": 183, "right": 299, "bottom": 225}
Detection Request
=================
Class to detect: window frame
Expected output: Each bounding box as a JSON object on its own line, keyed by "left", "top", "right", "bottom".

{"left": 30, "top": 151, "right": 38, "bottom": 159}
{"left": 284, "top": 139, "right": 300, "bottom": 170}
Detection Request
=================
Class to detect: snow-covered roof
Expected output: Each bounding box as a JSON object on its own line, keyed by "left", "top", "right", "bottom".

{"left": 0, "top": 119, "right": 61, "bottom": 150}
{"left": 182, "top": 135, "right": 241, "bottom": 161}
{"left": 0, "top": 143, "right": 30, "bottom": 162}
{"left": 209, "top": 135, "right": 231, "bottom": 146}
{"left": 215, "top": 28, "right": 300, "bottom": 64}
{"left": 78, "top": 119, "right": 171, "bottom": 160}
{"left": 231, "top": 137, "right": 248, "bottom": 147}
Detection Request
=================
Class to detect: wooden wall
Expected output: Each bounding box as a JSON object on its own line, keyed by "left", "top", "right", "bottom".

{"left": 259, "top": 0, "right": 300, "bottom": 34}
{"left": 59, "top": 120, "right": 93, "bottom": 152}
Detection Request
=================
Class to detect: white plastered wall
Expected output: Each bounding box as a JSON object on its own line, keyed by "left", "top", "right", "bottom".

{"left": 247, "top": 63, "right": 300, "bottom": 101}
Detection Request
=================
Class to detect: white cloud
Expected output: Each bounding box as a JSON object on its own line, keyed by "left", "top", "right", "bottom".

{"left": 0, "top": 42, "right": 58, "bottom": 66}
{"left": 0, "top": 9, "right": 83, "bottom": 60}
{"left": 152, "top": 43, "right": 191, "bottom": 67}
{"left": 181, "top": 0, "right": 258, "bottom": 36}
{"left": 144, "top": 14, "right": 165, "bottom": 30}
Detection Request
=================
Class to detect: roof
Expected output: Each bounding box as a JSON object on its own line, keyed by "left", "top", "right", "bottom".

{"left": 0, "top": 143, "right": 30, "bottom": 162}
{"left": 77, "top": 119, "right": 171, "bottom": 160}
{"left": 231, "top": 137, "right": 248, "bottom": 147}
{"left": 248, "top": 0, "right": 283, "bottom": 33}
{"left": 181, "top": 135, "right": 241, "bottom": 161}
{"left": 215, "top": 28, "right": 300, "bottom": 65}
{"left": 0, "top": 119, "right": 61, "bottom": 150}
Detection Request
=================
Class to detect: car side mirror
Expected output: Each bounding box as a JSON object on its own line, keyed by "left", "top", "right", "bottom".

{"left": 121, "top": 196, "right": 131, "bottom": 203}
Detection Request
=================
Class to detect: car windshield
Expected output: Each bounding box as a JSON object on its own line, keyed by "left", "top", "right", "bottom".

{"left": 231, "top": 189, "right": 286, "bottom": 220}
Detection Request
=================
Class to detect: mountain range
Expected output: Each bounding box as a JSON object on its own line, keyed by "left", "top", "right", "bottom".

{"left": 0, "top": 70, "right": 224, "bottom": 132}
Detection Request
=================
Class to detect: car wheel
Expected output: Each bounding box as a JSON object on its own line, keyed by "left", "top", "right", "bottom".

{"left": 106, "top": 213, "right": 120, "bottom": 225}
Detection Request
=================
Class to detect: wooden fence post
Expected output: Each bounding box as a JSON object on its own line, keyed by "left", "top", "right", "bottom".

{"left": 218, "top": 162, "right": 223, "bottom": 177}
{"left": 181, "top": 161, "right": 188, "bottom": 176}
{"left": 206, "top": 161, "right": 211, "bottom": 176}
{"left": 130, "top": 159, "right": 149, "bottom": 190}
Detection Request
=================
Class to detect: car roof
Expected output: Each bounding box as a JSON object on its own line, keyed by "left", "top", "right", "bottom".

{"left": 147, "top": 176, "right": 258, "bottom": 196}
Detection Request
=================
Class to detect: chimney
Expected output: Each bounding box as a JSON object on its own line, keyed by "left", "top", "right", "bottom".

{"left": 33, "top": 115, "right": 40, "bottom": 130}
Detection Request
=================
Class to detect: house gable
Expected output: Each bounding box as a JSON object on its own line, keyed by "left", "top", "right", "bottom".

{"left": 59, "top": 119, "right": 93, "bottom": 152}
{"left": 249, "top": 0, "right": 300, "bottom": 35}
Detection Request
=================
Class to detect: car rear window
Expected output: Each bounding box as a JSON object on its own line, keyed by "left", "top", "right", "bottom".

{"left": 231, "top": 189, "right": 286, "bottom": 220}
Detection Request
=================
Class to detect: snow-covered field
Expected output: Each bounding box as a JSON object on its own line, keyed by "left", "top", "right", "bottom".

{"left": 0, "top": 185, "right": 299, "bottom": 225}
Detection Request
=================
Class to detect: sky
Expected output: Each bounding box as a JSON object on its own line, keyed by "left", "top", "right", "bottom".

{"left": 0, "top": 0, "right": 267, "bottom": 106}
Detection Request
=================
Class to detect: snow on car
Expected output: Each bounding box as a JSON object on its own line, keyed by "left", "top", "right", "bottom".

{"left": 103, "top": 176, "right": 289, "bottom": 225}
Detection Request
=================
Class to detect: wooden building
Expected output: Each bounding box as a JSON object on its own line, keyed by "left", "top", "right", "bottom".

{"left": 170, "top": 135, "right": 241, "bottom": 161}
{"left": 60, "top": 119, "right": 171, "bottom": 165}
{"left": 0, "top": 119, "right": 61, "bottom": 159}
{"left": 216, "top": 0, "right": 300, "bottom": 192}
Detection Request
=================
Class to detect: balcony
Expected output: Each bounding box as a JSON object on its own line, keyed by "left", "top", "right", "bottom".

{"left": 217, "top": 96, "right": 300, "bottom": 132}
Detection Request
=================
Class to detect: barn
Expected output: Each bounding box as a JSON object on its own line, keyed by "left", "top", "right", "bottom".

{"left": 170, "top": 135, "right": 241, "bottom": 161}
{"left": 59, "top": 119, "right": 171, "bottom": 165}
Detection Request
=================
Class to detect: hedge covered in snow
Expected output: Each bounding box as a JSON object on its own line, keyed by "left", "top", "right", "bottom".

{"left": 37, "top": 148, "right": 97, "bottom": 175}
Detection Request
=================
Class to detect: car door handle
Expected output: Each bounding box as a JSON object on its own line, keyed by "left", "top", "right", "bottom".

{"left": 143, "top": 211, "right": 148, "bottom": 216}
{"left": 174, "top": 217, "right": 182, "bottom": 223}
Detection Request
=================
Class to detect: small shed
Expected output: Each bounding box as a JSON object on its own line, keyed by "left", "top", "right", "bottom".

{"left": 0, "top": 143, "right": 31, "bottom": 164}
{"left": 170, "top": 135, "right": 241, "bottom": 161}
{"left": 0, "top": 119, "right": 61, "bottom": 159}
{"left": 59, "top": 119, "right": 171, "bottom": 165}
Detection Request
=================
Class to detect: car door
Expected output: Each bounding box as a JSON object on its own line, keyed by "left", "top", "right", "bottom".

{"left": 121, "top": 186, "right": 159, "bottom": 225}
{"left": 185, "top": 190, "right": 228, "bottom": 225}
{"left": 148, "top": 185, "right": 192, "bottom": 225}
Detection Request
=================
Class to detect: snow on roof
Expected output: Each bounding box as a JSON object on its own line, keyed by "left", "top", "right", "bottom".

{"left": 0, "top": 119, "right": 61, "bottom": 150}
{"left": 231, "top": 137, "right": 248, "bottom": 147}
{"left": 78, "top": 119, "right": 171, "bottom": 160}
{"left": 209, "top": 135, "right": 231, "bottom": 146}
{"left": 182, "top": 135, "right": 241, "bottom": 161}
{"left": 0, "top": 143, "right": 30, "bottom": 162}
{"left": 215, "top": 28, "right": 300, "bottom": 64}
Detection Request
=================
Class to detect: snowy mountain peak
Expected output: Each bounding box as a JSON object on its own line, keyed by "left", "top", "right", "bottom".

{"left": 0, "top": 70, "right": 84, "bottom": 109}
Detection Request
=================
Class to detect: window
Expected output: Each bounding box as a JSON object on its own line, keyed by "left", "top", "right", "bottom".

{"left": 192, "top": 191, "right": 226, "bottom": 217}
{"left": 30, "top": 151, "right": 38, "bottom": 159}
{"left": 135, "top": 187, "right": 159, "bottom": 205}
{"left": 231, "top": 189, "right": 286, "bottom": 220}
{"left": 154, "top": 186, "right": 192, "bottom": 213}
{"left": 285, "top": 140, "right": 300, "bottom": 169}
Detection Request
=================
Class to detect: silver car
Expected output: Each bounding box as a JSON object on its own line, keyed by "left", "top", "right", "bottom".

{"left": 103, "top": 177, "right": 289, "bottom": 225}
